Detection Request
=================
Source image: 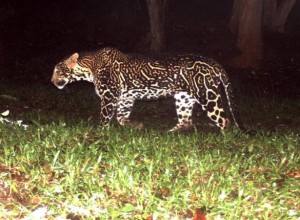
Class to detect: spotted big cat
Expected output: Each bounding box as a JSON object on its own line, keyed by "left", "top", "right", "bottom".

{"left": 51, "top": 47, "right": 245, "bottom": 132}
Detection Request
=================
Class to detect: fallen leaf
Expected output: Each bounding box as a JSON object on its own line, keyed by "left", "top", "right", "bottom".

{"left": 287, "top": 171, "right": 300, "bottom": 178}
{"left": 31, "top": 196, "right": 40, "bottom": 205}
{"left": 156, "top": 186, "right": 171, "bottom": 199}
{"left": 1, "top": 110, "right": 9, "bottom": 117}
{"left": 0, "top": 94, "right": 18, "bottom": 100}
{"left": 43, "top": 164, "right": 52, "bottom": 174}
{"left": 193, "top": 208, "right": 207, "bottom": 220}
{"left": 102, "top": 163, "right": 110, "bottom": 169}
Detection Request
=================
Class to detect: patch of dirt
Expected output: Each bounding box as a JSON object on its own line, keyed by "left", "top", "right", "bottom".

{"left": 0, "top": 163, "right": 32, "bottom": 207}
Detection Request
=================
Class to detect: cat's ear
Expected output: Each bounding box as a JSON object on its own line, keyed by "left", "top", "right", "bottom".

{"left": 66, "top": 53, "right": 79, "bottom": 67}
{"left": 69, "top": 53, "right": 79, "bottom": 63}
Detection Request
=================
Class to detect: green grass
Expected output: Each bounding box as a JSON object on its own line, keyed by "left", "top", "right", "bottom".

{"left": 0, "top": 82, "right": 299, "bottom": 219}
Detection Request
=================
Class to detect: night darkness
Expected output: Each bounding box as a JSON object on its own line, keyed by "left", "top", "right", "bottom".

{"left": 1, "top": 0, "right": 300, "bottom": 84}
{"left": 0, "top": 0, "right": 300, "bottom": 102}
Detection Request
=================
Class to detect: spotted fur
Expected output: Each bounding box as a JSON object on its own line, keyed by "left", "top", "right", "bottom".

{"left": 51, "top": 47, "right": 245, "bottom": 132}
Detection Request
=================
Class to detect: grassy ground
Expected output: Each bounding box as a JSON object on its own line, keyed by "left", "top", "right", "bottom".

{"left": 0, "top": 82, "right": 299, "bottom": 219}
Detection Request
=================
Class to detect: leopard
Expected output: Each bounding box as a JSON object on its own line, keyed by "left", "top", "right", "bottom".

{"left": 51, "top": 47, "right": 246, "bottom": 132}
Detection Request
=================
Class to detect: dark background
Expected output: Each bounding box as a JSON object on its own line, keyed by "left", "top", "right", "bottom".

{"left": 0, "top": 0, "right": 300, "bottom": 95}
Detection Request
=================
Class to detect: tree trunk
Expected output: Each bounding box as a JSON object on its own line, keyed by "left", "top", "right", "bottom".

{"left": 231, "top": 0, "right": 263, "bottom": 68}
{"left": 228, "top": 0, "right": 242, "bottom": 34}
{"left": 263, "top": 0, "right": 277, "bottom": 28}
{"left": 146, "top": 0, "right": 167, "bottom": 52}
{"left": 269, "top": 0, "right": 296, "bottom": 33}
